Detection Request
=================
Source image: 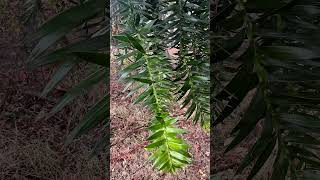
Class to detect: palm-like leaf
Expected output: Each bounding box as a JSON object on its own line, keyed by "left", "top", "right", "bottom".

{"left": 23, "top": 0, "right": 42, "bottom": 24}
{"left": 211, "top": 0, "right": 320, "bottom": 179}
{"left": 27, "top": 0, "right": 109, "bottom": 155}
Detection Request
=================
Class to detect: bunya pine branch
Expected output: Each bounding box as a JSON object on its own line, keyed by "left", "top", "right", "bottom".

{"left": 211, "top": 0, "right": 320, "bottom": 179}
{"left": 113, "top": 19, "right": 192, "bottom": 172}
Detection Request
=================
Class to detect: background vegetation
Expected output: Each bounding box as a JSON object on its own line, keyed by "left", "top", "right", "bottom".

{"left": 211, "top": 0, "right": 320, "bottom": 179}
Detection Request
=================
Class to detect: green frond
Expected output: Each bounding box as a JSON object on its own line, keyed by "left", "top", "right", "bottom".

{"left": 23, "top": 0, "right": 42, "bottom": 24}
{"left": 146, "top": 114, "right": 191, "bottom": 172}
{"left": 27, "top": 0, "right": 109, "bottom": 157}
{"left": 212, "top": 0, "right": 320, "bottom": 179}
{"left": 113, "top": 1, "right": 201, "bottom": 171}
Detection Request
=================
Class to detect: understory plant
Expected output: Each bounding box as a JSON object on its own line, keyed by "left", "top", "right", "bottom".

{"left": 211, "top": 0, "right": 320, "bottom": 179}
{"left": 112, "top": 0, "right": 210, "bottom": 172}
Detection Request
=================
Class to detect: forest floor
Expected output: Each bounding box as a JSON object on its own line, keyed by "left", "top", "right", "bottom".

{"left": 0, "top": 0, "right": 268, "bottom": 180}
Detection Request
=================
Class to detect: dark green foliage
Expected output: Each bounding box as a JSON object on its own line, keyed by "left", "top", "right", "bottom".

{"left": 211, "top": 0, "right": 320, "bottom": 179}
{"left": 26, "top": 0, "right": 109, "bottom": 156}
{"left": 23, "top": 0, "right": 41, "bottom": 24}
